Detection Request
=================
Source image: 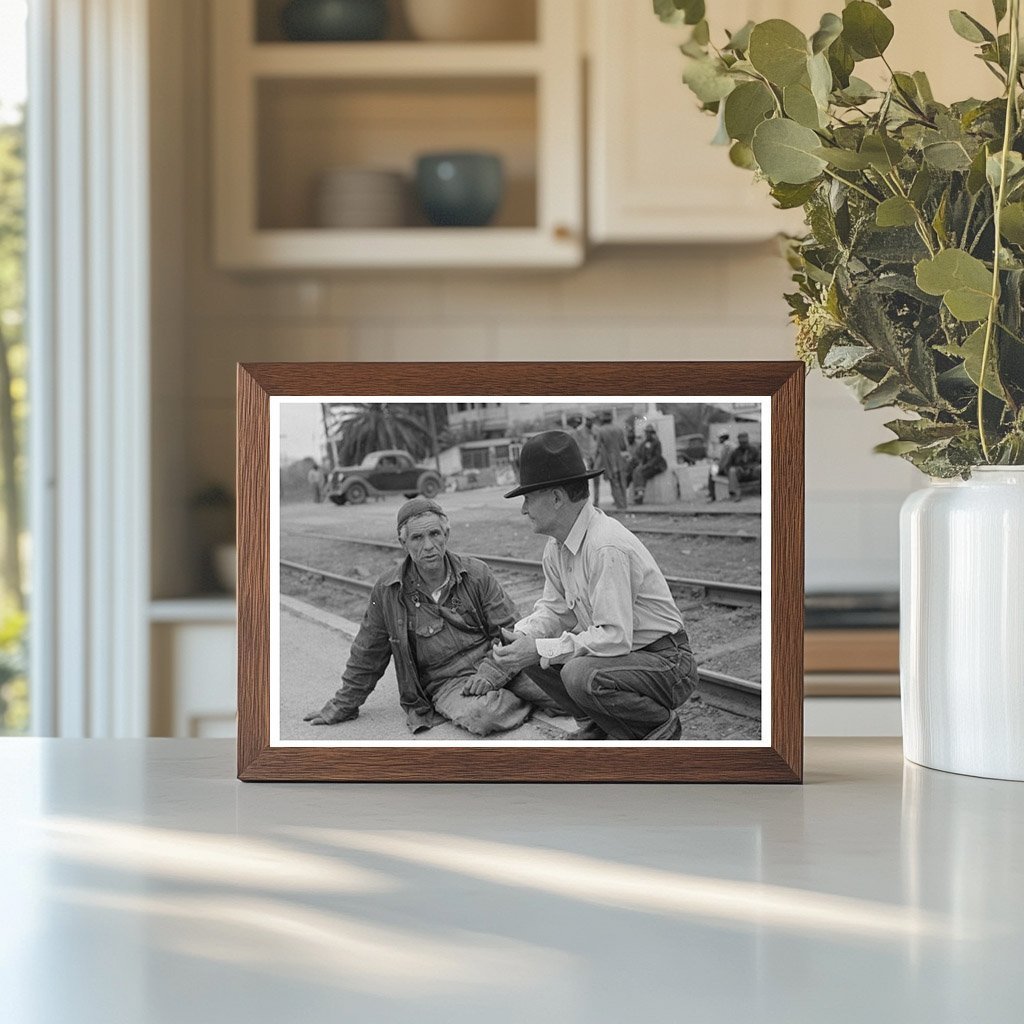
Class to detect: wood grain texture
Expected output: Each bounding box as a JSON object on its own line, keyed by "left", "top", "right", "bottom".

{"left": 236, "top": 361, "right": 805, "bottom": 783}
{"left": 804, "top": 629, "right": 899, "bottom": 674}
{"left": 237, "top": 365, "right": 271, "bottom": 778}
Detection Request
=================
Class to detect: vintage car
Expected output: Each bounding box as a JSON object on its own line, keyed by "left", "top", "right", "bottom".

{"left": 325, "top": 450, "right": 444, "bottom": 506}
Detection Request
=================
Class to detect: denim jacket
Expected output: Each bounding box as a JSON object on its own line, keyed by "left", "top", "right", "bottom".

{"left": 321, "top": 551, "right": 518, "bottom": 732}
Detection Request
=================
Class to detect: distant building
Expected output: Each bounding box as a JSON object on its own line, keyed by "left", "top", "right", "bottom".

{"left": 445, "top": 401, "right": 645, "bottom": 438}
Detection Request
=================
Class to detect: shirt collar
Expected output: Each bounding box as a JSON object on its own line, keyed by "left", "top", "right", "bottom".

{"left": 396, "top": 550, "right": 466, "bottom": 593}
{"left": 562, "top": 502, "right": 598, "bottom": 556}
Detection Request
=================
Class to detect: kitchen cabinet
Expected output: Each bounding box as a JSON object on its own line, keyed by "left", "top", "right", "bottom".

{"left": 150, "top": 600, "right": 237, "bottom": 737}
{"left": 211, "top": 0, "right": 583, "bottom": 268}
{"left": 586, "top": 0, "right": 999, "bottom": 244}
{"left": 587, "top": 0, "right": 810, "bottom": 243}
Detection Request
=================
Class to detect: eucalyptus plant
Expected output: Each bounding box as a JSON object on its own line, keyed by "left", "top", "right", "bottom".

{"left": 656, "top": 0, "right": 1024, "bottom": 475}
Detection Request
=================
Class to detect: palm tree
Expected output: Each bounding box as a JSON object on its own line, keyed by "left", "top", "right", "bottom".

{"left": 326, "top": 403, "right": 435, "bottom": 465}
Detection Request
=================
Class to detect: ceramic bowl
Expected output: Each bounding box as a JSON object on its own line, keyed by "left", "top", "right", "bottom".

{"left": 281, "top": 0, "right": 388, "bottom": 42}
{"left": 414, "top": 152, "right": 504, "bottom": 227}
{"left": 315, "top": 168, "right": 407, "bottom": 228}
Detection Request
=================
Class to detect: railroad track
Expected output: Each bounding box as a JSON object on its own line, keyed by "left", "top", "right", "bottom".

{"left": 280, "top": 541, "right": 762, "bottom": 707}
{"left": 622, "top": 523, "right": 759, "bottom": 542}
{"left": 282, "top": 531, "right": 761, "bottom": 608}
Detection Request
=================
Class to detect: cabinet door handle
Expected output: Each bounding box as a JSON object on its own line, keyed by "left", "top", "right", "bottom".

{"left": 553, "top": 224, "right": 575, "bottom": 241}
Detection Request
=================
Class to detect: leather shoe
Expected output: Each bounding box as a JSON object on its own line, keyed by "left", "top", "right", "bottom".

{"left": 564, "top": 721, "right": 608, "bottom": 741}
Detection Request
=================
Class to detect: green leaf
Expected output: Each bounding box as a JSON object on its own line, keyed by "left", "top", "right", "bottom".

{"left": 836, "top": 76, "right": 879, "bottom": 105}
{"left": 729, "top": 140, "right": 757, "bottom": 169}
{"left": 862, "top": 374, "right": 903, "bottom": 409}
{"left": 683, "top": 57, "right": 736, "bottom": 104}
{"left": 810, "top": 13, "right": 843, "bottom": 54}
{"left": 948, "top": 10, "right": 994, "bottom": 44}
{"left": 993, "top": 0, "right": 1008, "bottom": 24}
{"left": 915, "top": 250, "right": 994, "bottom": 322}
{"left": 692, "top": 19, "right": 710, "bottom": 45}
{"left": 784, "top": 80, "right": 824, "bottom": 129}
{"left": 967, "top": 144, "right": 991, "bottom": 194}
{"left": 723, "top": 20, "right": 755, "bottom": 53}
{"left": 748, "top": 20, "right": 809, "bottom": 87}
{"left": 876, "top": 197, "right": 918, "bottom": 228}
{"left": 941, "top": 325, "right": 1006, "bottom": 398}
{"left": 986, "top": 150, "right": 1024, "bottom": 191}
{"left": 909, "top": 164, "right": 933, "bottom": 205}
{"left": 1000, "top": 203, "right": 1024, "bottom": 245}
{"left": 923, "top": 140, "right": 972, "bottom": 171}
{"left": 653, "top": 0, "right": 705, "bottom": 26}
{"left": 874, "top": 439, "right": 921, "bottom": 455}
{"left": 711, "top": 110, "right": 731, "bottom": 145}
{"left": 860, "top": 133, "right": 904, "bottom": 173}
{"left": 751, "top": 118, "right": 828, "bottom": 184}
{"left": 842, "top": 1, "right": 894, "bottom": 59}
{"left": 807, "top": 51, "right": 833, "bottom": 110}
{"left": 827, "top": 36, "right": 856, "bottom": 89}
{"left": 770, "top": 180, "right": 820, "bottom": 209}
{"left": 884, "top": 418, "right": 963, "bottom": 443}
{"left": 723, "top": 81, "right": 776, "bottom": 144}
{"left": 912, "top": 71, "right": 935, "bottom": 104}
{"left": 931, "top": 190, "right": 950, "bottom": 247}
{"left": 813, "top": 146, "right": 872, "bottom": 170}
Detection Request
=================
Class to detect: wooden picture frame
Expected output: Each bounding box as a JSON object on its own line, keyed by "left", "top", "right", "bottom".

{"left": 237, "top": 362, "right": 804, "bottom": 782}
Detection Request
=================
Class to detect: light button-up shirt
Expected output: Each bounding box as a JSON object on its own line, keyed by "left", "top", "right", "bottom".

{"left": 514, "top": 504, "right": 684, "bottom": 663}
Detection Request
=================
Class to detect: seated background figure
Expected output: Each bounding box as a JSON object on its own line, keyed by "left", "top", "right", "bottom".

{"left": 719, "top": 432, "right": 761, "bottom": 501}
{"left": 630, "top": 422, "right": 667, "bottom": 505}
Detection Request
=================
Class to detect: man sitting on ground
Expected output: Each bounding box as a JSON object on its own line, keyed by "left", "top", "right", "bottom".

{"left": 304, "top": 497, "right": 558, "bottom": 736}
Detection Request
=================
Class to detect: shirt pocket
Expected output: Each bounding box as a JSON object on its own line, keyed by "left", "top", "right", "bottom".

{"left": 413, "top": 607, "right": 445, "bottom": 639}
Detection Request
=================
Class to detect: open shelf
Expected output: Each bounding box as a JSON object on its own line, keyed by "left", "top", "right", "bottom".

{"left": 249, "top": 42, "right": 544, "bottom": 77}
{"left": 256, "top": 77, "right": 537, "bottom": 231}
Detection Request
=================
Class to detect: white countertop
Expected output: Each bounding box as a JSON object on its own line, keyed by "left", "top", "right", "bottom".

{"left": 1, "top": 738, "right": 1021, "bottom": 1023}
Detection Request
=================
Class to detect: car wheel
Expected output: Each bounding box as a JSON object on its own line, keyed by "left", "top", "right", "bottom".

{"left": 419, "top": 475, "right": 441, "bottom": 499}
{"left": 345, "top": 482, "right": 368, "bottom": 505}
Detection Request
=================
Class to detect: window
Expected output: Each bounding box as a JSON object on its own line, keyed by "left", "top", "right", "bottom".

{"left": 0, "top": 0, "right": 27, "bottom": 735}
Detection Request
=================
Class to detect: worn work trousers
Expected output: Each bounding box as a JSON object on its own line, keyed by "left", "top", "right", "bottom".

{"left": 524, "top": 644, "right": 698, "bottom": 740}
{"left": 430, "top": 671, "right": 562, "bottom": 736}
{"left": 604, "top": 466, "right": 629, "bottom": 510}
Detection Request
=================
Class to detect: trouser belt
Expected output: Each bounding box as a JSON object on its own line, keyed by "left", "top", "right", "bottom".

{"left": 641, "top": 629, "right": 690, "bottom": 654}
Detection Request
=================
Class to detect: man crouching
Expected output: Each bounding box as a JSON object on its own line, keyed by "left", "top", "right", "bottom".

{"left": 304, "top": 496, "right": 558, "bottom": 736}
{"left": 493, "top": 431, "right": 699, "bottom": 740}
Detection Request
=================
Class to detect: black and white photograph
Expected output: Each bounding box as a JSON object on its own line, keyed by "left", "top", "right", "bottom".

{"left": 270, "top": 396, "right": 770, "bottom": 746}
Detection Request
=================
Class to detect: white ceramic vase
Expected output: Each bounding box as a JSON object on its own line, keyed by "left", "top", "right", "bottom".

{"left": 900, "top": 467, "right": 1024, "bottom": 780}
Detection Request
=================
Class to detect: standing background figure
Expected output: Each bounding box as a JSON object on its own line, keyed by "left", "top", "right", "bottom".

{"left": 594, "top": 410, "right": 629, "bottom": 511}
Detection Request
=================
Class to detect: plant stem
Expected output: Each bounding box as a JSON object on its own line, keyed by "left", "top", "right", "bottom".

{"left": 979, "top": 0, "right": 1021, "bottom": 462}
{"left": 822, "top": 167, "right": 880, "bottom": 205}
{"left": 884, "top": 171, "right": 938, "bottom": 255}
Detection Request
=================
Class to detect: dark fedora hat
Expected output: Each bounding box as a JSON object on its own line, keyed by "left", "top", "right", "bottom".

{"left": 504, "top": 431, "right": 603, "bottom": 498}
